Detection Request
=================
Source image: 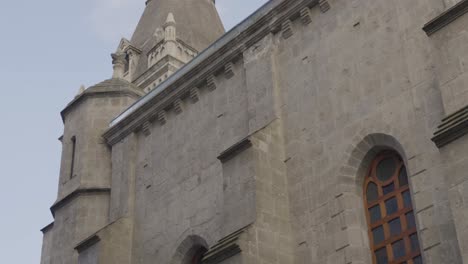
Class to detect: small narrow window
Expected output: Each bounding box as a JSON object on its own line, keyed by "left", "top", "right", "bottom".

{"left": 70, "top": 136, "right": 77, "bottom": 179}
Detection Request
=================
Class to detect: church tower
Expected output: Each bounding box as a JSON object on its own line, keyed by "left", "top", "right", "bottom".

{"left": 40, "top": 1, "right": 224, "bottom": 264}
{"left": 114, "top": 0, "right": 224, "bottom": 92}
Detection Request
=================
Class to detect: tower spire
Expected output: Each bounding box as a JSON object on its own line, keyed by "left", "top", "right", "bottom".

{"left": 119, "top": 0, "right": 225, "bottom": 90}
{"left": 131, "top": 0, "right": 224, "bottom": 51}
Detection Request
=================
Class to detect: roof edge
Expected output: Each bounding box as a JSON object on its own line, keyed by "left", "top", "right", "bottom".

{"left": 104, "top": 0, "right": 321, "bottom": 145}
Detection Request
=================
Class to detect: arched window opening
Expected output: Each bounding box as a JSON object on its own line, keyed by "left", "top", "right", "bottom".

{"left": 189, "top": 247, "right": 207, "bottom": 264}
{"left": 364, "top": 151, "right": 422, "bottom": 264}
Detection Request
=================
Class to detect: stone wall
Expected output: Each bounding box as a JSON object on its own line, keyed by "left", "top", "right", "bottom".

{"left": 426, "top": 2, "right": 468, "bottom": 263}
{"left": 45, "top": 0, "right": 468, "bottom": 263}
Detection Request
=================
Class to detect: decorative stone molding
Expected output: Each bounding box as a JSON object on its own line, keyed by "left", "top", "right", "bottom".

{"left": 282, "top": 20, "right": 294, "bottom": 39}
{"left": 224, "top": 62, "right": 235, "bottom": 79}
{"left": 142, "top": 121, "right": 152, "bottom": 136}
{"left": 217, "top": 138, "right": 252, "bottom": 163}
{"left": 201, "top": 226, "right": 249, "bottom": 264}
{"left": 300, "top": 7, "right": 312, "bottom": 25}
{"left": 189, "top": 88, "right": 200, "bottom": 103}
{"left": 207, "top": 75, "right": 217, "bottom": 91}
{"left": 423, "top": 0, "right": 468, "bottom": 36}
{"left": 157, "top": 110, "right": 167, "bottom": 125}
{"left": 432, "top": 105, "right": 468, "bottom": 148}
{"left": 173, "top": 99, "right": 184, "bottom": 114}
{"left": 319, "top": 0, "right": 331, "bottom": 13}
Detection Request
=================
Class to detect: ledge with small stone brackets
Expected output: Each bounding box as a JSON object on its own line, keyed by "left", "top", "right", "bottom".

{"left": 423, "top": 0, "right": 468, "bottom": 36}
{"left": 103, "top": 0, "right": 326, "bottom": 146}
{"left": 432, "top": 105, "right": 468, "bottom": 148}
{"left": 201, "top": 225, "right": 250, "bottom": 264}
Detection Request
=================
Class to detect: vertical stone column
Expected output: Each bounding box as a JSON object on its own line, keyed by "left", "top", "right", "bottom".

{"left": 112, "top": 52, "right": 127, "bottom": 79}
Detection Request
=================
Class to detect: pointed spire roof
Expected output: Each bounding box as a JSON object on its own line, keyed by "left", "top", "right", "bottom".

{"left": 131, "top": 0, "right": 225, "bottom": 51}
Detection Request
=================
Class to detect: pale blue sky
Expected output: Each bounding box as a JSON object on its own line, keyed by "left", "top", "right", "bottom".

{"left": 0, "top": 0, "right": 268, "bottom": 262}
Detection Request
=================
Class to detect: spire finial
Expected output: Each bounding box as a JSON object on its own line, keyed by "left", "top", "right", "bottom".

{"left": 165, "top": 13, "right": 176, "bottom": 25}
{"left": 164, "top": 13, "right": 176, "bottom": 41}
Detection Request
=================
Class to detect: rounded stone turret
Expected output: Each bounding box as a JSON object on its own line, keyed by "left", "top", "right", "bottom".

{"left": 46, "top": 78, "right": 144, "bottom": 263}
{"left": 58, "top": 78, "right": 144, "bottom": 200}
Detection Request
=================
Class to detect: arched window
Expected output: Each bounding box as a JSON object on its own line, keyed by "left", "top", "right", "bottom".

{"left": 170, "top": 235, "right": 208, "bottom": 264}
{"left": 364, "top": 151, "right": 422, "bottom": 264}
{"left": 189, "top": 247, "right": 207, "bottom": 264}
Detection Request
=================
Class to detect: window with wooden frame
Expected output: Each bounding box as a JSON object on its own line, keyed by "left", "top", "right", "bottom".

{"left": 364, "top": 151, "right": 422, "bottom": 264}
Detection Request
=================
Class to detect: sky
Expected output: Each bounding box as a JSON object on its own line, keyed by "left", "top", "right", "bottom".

{"left": 0, "top": 0, "right": 269, "bottom": 262}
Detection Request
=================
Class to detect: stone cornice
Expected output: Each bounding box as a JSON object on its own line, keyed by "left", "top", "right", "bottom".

{"left": 432, "top": 105, "right": 468, "bottom": 148}
{"left": 103, "top": 0, "right": 323, "bottom": 145}
{"left": 75, "top": 234, "right": 101, "bottom": 253}
{"left": 50, "top": 188, "right": 110, "bottom": 216}
{"left": 423, "top": 0, "right": 468, "bottom": 36}
{"left": 201, "top": 225, "right": 249, "bottom": 264}
{"left": 61, "top": 84, "right": 144, "bottom": 122}
{"left": 41, "top": 222, "right": 54, "bottom": 234}
{"left": 217, "top": 138, "right": 252, "bottom": 163}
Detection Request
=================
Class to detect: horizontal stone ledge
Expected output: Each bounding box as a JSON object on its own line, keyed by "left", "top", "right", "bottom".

{"left": 423, "top": 0, "right": 468, "bottom": 36}
{"left": 202, "top": 225, "right": 250, "bottom": 264}
{"left": 432, "top": 105, "right": 468, "bottom": 148}
{"left": 217, "top": 138, "right": 252, "bottom": 163}
{"left": 75, "top": 234, "right": 101, "bottom": 253}
{"left": 50, "top": 188, "right": 111, "bottom": 216}
{"left": 40, "top": 222, "right": 54, "bottom": 234}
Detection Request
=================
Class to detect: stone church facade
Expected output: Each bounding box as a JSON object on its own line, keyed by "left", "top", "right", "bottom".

{"left": 40, "top": 0, "right": 468, "bottom": 263}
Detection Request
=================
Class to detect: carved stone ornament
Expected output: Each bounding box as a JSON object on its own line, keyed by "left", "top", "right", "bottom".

{"left": 224, "top": 62, "right": 235, "bottom": 79}
{"left": 142, "top": 121, "right": 152, "bottom": 137}
{"left": 111, "top": 52, "right": 127, "bottom": 66}
{"left": 207, "top": 75, "right": 217, "bottom": 91}
{"left": 319, "top": 0, "right": 331, "bottom": 13}
{"left": 157, "top": 110, "right": 167, "bottom": 125}
{"left": 189, "top": 88, "right": 200, "bottom": 103}
{"left": 300, "top": 7, "right": 312, "bottom": 25}
{"left": 174, "top": 99, "right": 184, "bottom": 114}
{"left": 282, "top": 20, "right": 293, "bottom": 39}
